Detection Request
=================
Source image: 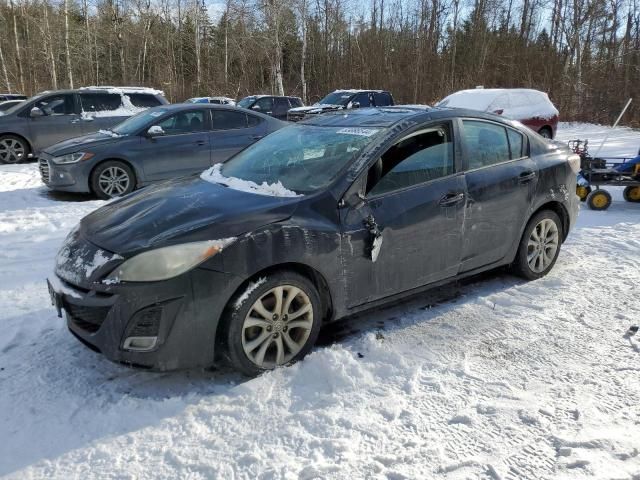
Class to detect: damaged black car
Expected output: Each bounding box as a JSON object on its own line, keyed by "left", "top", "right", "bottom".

{"left": 48, "top": 106, "right": 580, "bottom": 375}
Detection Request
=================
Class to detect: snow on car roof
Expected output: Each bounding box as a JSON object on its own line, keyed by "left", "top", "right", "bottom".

{"left": 79, "top": 86, "right": 165, "bottom": 96}
{"left": 333, "top": 89, "right": 386, "bottom": 94}
{"left": 438, "top": 88, "right": 548, "bottom": 110}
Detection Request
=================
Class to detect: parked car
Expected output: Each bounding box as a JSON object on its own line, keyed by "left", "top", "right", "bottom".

{"left": 287, "top": 89, "right": 394, "bottom": 121}
{"left": 0, "top": 99, "right": 24, "bottom": 113}
{"left": 0, "top": 86, "right": 168, "bottom": 163}
{"left": 0, "top": 93, "right": 27, "bottom": 101}
{"left": 185, "top": 96, "right": 236, "bottom": 105}
{"left": 39, "top": 104, "right": 285, "bottom": 199}
{"left": 237, "top": 95, "right": 303, "bottom": 120}
{"left": 437, "top": 88, "right": 559, "bottom": 138}
{"left": 48, "top": 106, "right": 579, "bottom": 375}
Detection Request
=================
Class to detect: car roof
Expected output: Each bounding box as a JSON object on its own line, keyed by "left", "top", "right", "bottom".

{"left": 299, "top": 106, "right": 515, "bottom": 128}
{"left": 34, "top": 87, "right": 165, "bottom": 96}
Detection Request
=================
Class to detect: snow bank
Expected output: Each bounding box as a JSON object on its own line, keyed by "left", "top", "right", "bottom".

{"left": 200, "top": 163, "right": 302, "bottom": 198}
{"left": 556, "top": 122, "right": 640, "bottom": 158}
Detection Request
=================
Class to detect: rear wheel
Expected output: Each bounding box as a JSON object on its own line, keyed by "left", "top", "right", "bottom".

{"left": 0, "top": 135, "right": 30, "bottom": 164}
{"left": 586, "top": 189, "right": 612, "bottom": 210}
{"left": 622, "top": 186, "right": 640, "bottom": 203}
{"left": 90, "top": 160, "right": 135, "bottom": 199}
{"left": 512, "top": 210, "right": 562, "bottom": 280}
{"left": 576, "top": 185, "right": 591, "bottom": 201}
{"left": 222, "top": 271, "right": 322, "bottom": 376}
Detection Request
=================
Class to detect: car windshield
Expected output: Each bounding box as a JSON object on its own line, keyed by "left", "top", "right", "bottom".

{"left": 316, "top": 92, "right": 353, "bottom": 106}
{"left": 218, "top": 125, "right": 382, "bottom": 194}
{"left": 111, "top": 108, "right": 170, "bottom": 135}
{"left": 237, "top": 97, "right": 256, "bottom": 108}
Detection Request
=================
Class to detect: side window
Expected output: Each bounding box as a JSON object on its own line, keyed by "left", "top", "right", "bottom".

{"left": 80, "top": 93, "right": 122, "bottom": 112}
{"left": 351, "top": 93, "right": 371, "bottom": 107}
{"left": 507, "top": 128, "right": 525, "bottom": 159}
{"left": 35, "top": 94, "right": 74, "bottom": 115}
{"left": 373, "top": 92, "right": 392, "bottom": 107}
{"left": 273, "top": 97, "right": 290, "bottom": 114}
{"left": 154, "top": 110, "right": 205, "bottom": 135}
{"left": 128, "top": 94, "right": 163, "bottom": 108}
{"left": 366, "top": 124, "right": 454, "bottom": 196}
{"left": 212, "top": 110, "right": 248, "bottom": 130}
{"left": 462, "top": 120, "right": 510, "bottom": 169}
{"left": 253, "top": 97, "right": 274, "bottom": 113}
{"left": 247, "top": 114, "right": 262, "bottom": 127}
{"left": 289, "top": 97, "right": 303, "bottom": 108}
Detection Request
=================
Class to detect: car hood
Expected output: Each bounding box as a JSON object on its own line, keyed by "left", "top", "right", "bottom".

{"left": 80, "top": 176, "right": 299, "bottom": 255}
{"left": 43, "top": 131, "right": 126, "bottom": 155}
{"left": 288, "top": 104, "right": 344, "bottom": 114}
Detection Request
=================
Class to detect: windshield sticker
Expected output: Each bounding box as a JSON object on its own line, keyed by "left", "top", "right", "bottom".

{"left": 337, "top": 127, "right": 380, "bottom": 137}
{"left": 149, "top": 111, "right": 163, "bottom": 117}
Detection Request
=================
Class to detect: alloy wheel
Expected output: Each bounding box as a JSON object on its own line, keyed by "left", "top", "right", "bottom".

{"left": 98, "top": 166, "right": 130, "bottom": 197}
{"left": 527, "top": 218, "right": 559, "bottom": 273}
{"left": 241, "top": 285, "right": 314, "bottom": 368}
{"left": 0, "top": 138, "right": 25, "bottom": 163}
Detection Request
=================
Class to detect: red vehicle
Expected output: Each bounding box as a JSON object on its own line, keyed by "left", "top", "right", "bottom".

{"left": 437, "top": 88, "right": 559, "bottom": 139}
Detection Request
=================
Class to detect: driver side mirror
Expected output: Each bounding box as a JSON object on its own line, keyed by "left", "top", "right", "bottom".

{"left": 30, "top": 107, "right": 45, "bottom": 118}
{"left": 146, "top": 125, "right": 165, "bottom": 137}
{"left": 350, "top": 101, "right": 361, "bottom": 109}
{"left": 251, "top": 104, "right": 261, "bottom": 111}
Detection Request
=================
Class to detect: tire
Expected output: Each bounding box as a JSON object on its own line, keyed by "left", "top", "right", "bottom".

{"left": 512, "top": 210, "right": 563, "bottom": 280}
{"left": 0, "top": 135, "right": 30, "bottom": 164}
{"left": 576, "top": 185, "right": 591, "bottom": 202}
{"left": 221, "top": 271, "right": 322, "bottom": 376}
{"left": 538, "top": 127, "right": 552, "bottom": 139}
{"left": 622, "top": 186, "right": 640, "bottom": 203}
{"left": 90, "top": 160, "right": 135, "bottom": 199}
{"left": 586, "top": 189, "right": 612, "bottom": 210}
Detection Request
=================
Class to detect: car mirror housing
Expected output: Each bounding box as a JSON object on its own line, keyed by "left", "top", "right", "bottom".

{"left": 350, "top": 101, "right": 361, "bottom": 109}
{"left": 147, "top": 125, "right": 165, "bottom": 137}
{"left": 30, "top": 107, "right": 45, "bottom": 118}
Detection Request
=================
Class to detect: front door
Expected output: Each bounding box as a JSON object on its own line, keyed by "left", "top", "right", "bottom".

{"left": 27, "top": 93, "right": 83, "bottom": 151}
{"left": 139, "top": 109, "right": 211, "bottom": 181}
{"left": 340, "top": 122, "right": 466, "bottom": 307}
{"left": 459, "top": 119, "right": 537, "bottom": 271}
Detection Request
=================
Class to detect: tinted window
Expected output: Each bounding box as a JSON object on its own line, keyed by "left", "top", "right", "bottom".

{"left": 507, "top": 128, "right": 525, "bottom": 158}
{"left": 367, "top": 125, "right": 454, "bottom": 196}
{"left": 289, "top": 97, "right": 303, "bottom": 108}
{"left": 247, "top": 114, "right": 261, "bottom": 127}
{"left": 128, "top": 94, "right": 162, "bottom": 108}
{"left": 374, "top": 92, "right": 392, "bottom": 106}
{"left": 154, "top": 110, "right": 205, "bottom": 135}
{"left": 253, "top": 97, "right": 274, "bottom": 112}
{"left": 352, "top": 93, "right": 371, "bottom": 107}
{"left": 237, "top": 96, "right": 256, "bottom": 109}
{"left": 212, "top": 110, "right": 247, "bottom": 129}
{"left": 462, "top": 120, "right": 510, "bottom": 169}
{"left": 274, "top": 97, "right": 289, "bottom": 110}
{"left": 35, "top": 94, "right": 74, "bottom": 115}
{"left": 80, "top": 93, "right": 122, "bottom": 112}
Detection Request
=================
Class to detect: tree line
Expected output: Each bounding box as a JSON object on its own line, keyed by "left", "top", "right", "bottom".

{"left": 0, "top": 0, "right": 638, "bottom": 125}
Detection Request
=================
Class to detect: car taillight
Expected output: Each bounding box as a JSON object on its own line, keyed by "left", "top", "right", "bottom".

{"left": 567, "top": 154, "right": 581, "bottom": 174}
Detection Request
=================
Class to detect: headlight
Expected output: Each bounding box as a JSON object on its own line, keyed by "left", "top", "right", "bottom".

{"left": 52, "top": 152, "right": 95, "bottom": 164}
{"left": 104, "top": 238, "right": 236, "bottom": 283}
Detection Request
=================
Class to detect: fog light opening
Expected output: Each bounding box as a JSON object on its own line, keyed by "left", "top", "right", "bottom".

{"left": 123, "top": 336, "right": 158, "bottom": 351}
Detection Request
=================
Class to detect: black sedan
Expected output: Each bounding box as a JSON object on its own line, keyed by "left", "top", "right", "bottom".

{"left": 48, "top": 106, "right": 580, "bottom": 375}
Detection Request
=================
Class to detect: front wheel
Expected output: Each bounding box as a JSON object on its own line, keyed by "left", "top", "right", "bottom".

{"left": 512, "top": 210, "right": 563, "bottom": 280}
{"left": 91, "top": 160, "right": 135, "bottom": 199}
{"left": 586, "top": 189, "right": 612, "bottom": 210}
{"left": 222, "top": 271, "right": 322, "bottom": 376}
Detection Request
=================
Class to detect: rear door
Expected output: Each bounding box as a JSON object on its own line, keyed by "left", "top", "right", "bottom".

{"left": 339, "top": 121, "right": 466, "bottom": 307}
{"left": 459, "top": 119, "right": 537, "bottom": 272}
{"left": 139, "top": 109, "right": 211, "bottom": 181}
{"left": 272, "top": 97, "right": 290, "bottom": 120}
{"left": 209, "top": 109, "right": 265, "bottom": 164}
{"left": 78, "top": 92, "right": 125, "bottom": 133}
{"left": 27, "top": 93, "right": 83, "bottom": 151}
{"left": 373, "top": 92, "right": 393, "bottom": 107}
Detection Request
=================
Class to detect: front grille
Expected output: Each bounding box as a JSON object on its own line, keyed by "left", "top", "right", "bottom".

{"left": 287, "top": 113, "right": 306, "bottom": 122}
{"left": 66, "top": 302, "right": 111, "bottom": 333}
{"left": 39, "top": 158, "right": 50, "bottom": 183}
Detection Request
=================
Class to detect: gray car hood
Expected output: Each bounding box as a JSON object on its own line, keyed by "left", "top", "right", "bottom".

{"left": 44, "top": 131, "right": 126, "bottom": 155}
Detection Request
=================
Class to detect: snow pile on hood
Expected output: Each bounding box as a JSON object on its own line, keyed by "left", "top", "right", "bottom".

{"left": 200, "top": 164, "right": 302, "bottom": 198}
{"left": 98, "top": 129, "right": 122, "bottom": 138}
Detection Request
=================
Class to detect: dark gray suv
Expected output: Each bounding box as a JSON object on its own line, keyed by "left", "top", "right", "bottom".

{"left": 40, "top": 104, "right": 285, "bottom": 198}
{"left": 0, "top": 87, "right": 168, "bottom": 163}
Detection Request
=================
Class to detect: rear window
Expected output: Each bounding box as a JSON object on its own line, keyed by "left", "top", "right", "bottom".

{"left": 128, "top": 94, "right": 163, "bottom": 108}
{"left": 80, "top": 93, "right": 122, "bottom": 112}
{"left": 212, "top": 110, "right": 247, "bottom": 129}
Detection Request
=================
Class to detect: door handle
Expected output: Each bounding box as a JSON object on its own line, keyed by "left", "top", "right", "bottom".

{"left": 196, "top": 140, "right": 206, "bottom": 146}
{"left": 439, "top": 192, "right": 465, "bottom": 207}
{"left": 519, "top": 171, "right": 536, "bottom": 183}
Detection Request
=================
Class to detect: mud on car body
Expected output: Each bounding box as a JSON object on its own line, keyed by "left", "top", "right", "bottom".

{"left": 48, "top": 106, "right": 580, "bottom": 375}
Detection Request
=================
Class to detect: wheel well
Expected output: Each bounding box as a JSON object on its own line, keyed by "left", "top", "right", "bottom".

{"left": 533, "top": 201, "right": 570, "bottom": 241}
{"left": 89, "top": 158, "right": 138, "bottom": 193}
{"left": 538, "top": 125, "right": 552, "bottom": 135}
{"left": 0, "top": 133, "right": 32, "bottom": 154}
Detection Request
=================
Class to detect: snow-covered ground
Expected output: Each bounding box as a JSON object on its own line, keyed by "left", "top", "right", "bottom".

{"left": 0, "top": 123, "right": 638, "bottom": 479}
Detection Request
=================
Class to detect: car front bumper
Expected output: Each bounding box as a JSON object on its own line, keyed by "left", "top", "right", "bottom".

{"left": 39, "top": 154, "right": 92, "bottom": 193}
{"left": 47, "top": 267, "right": 243, "bottom": 371}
